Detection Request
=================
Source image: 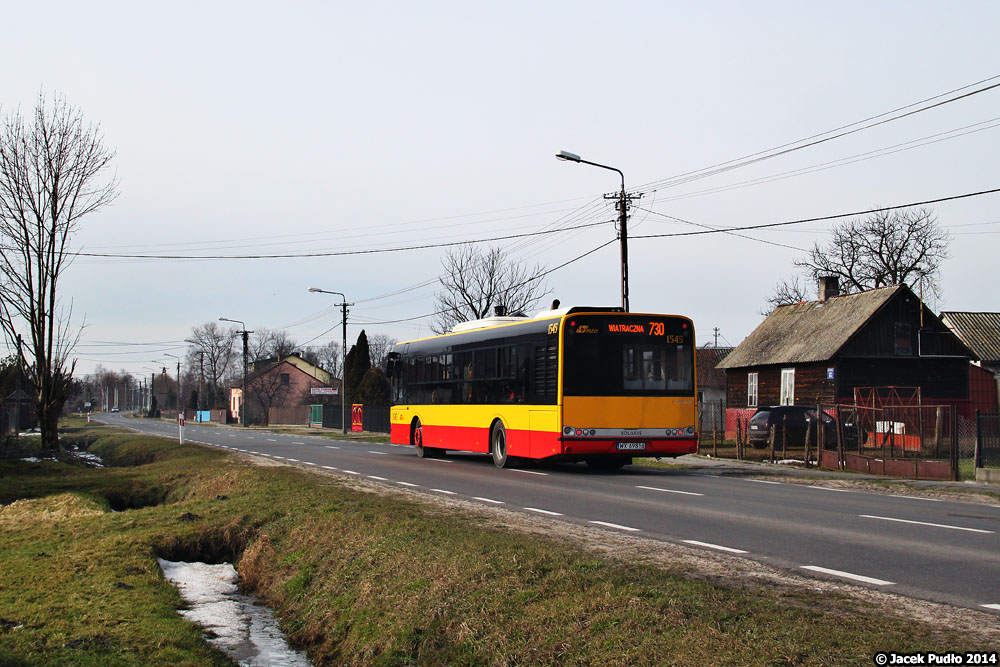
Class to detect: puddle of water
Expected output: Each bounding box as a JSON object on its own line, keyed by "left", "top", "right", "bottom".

{"left": 158, "top": 558, "right": 311, "bottom": 666}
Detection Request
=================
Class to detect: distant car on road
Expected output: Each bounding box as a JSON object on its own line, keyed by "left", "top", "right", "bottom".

{"left": 747, "top": 405, "right": 861, "bottom": 449}
{"left": 111, "top": 407, "right": 119, "bottom": 412}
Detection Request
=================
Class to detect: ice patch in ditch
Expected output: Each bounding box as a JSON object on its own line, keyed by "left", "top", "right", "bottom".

{"left": 158, "top": 558, "right": 311, "bottom": 666}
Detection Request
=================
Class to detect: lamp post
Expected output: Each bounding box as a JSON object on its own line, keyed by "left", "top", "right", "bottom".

{"left": 308, "top": 288, "right": 352, "bottom": 434}
{"left": 219, "top": 317, "right": 251, "bottom": 427}
{"left": 165, "top": 352, "right": 181, "bottom": 412}
{"left": 556, "top": 150, "right": 636, "bottom": 312}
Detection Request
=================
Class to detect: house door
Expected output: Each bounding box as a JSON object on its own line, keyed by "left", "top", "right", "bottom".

{"left": 780, "top": 368, "right": 795, "bottom": 405}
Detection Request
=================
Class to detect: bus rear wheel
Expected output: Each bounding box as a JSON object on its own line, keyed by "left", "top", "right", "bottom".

{"left": 586, "top": 456, "right": 630, "bottom": 472}
{"left": 490, "top": 422, "right": 514, "bottom": 468}
{"left": 413, "top": 419, "right": 443, "bottom": 458}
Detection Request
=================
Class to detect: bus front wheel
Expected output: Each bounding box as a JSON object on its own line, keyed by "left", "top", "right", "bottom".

{"left": 490, "top": 422, "right": 514, "bottom": 469}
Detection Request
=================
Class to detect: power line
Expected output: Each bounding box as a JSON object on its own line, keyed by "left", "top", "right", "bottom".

{"left": 632, "top": 187, "right": 1000, "bottom": 240}
{"left": 66, "top": 219, "right": 612, "bottom": 261}
{"left": 636, "top": 74, "right": 1000, "bottom": 193}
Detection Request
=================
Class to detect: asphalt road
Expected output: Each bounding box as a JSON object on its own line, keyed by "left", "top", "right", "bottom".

{"left": 97, "top": 413, "right": 1000, "bottom": 616}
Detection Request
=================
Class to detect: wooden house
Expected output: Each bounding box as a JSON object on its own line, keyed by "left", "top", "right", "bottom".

{"left": 717, "top": 279, "right": 975, "bottom": 412}
{"left": 940, "top": 311, "right": 1000, "bottom": 411}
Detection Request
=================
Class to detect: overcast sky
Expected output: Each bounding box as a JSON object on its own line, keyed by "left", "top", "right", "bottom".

{"left": 4, "top": 1, "right": 999, "bottom": 377}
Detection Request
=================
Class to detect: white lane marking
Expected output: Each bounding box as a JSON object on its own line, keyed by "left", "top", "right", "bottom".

{"left": 746, "top": 479, "right": 781, "bottom": 485}
{"left": 397, "top": 482, "right": 419, "bottom": 487}
{"left": 473, "top": 497, "right": 504, "bottom": 504}
{"left": 368, "top": 450, "right": 387, "bottom": 455}
{"left": 259, "top": 453, "right": 271, "bottom": 457}
{"left": 801, "top": 565, "right": 895, "bottom": 586}
{"left": 807, "top": 486, "right": 851, "bottom": 492}
{"left": 512, "top": 469, "right": 548, "bottom": 476}
{"left": 325, "top": 446, "right": 340, "bottom": 450}
{"left": 888, "top": 494, "right": 941, "bottom": 502}
{"left": 427, "top": 458, "right": 454, "bottom": 463}
{"left": 228, "top": 434, "right": 236, "bottom": 438}
{"left": 273, "top": 456, "right": 285, "bottom": 460}
{"left": 343, "top": 470, "right": 359, "bottom": 475}
{"left": 524, "top": 507, "right": 562, "bottom": 516}
{"left": 286, "top": 458, "right": 300, "bottom": 462}
{"left": 321, "top": 466, "right": 337, "bottom": 470}
{"left": 293, "top": 442, "right": 305, "bottom": 445}
{"left": 981, "top": 604, "right": 1000, "bottom": 611}
{"left": 368, "top": 476, "right": 388, "bottom": 481}
{"left": 430, "top": 488, "right": 457, "bottom": 495}
{"left": 682, "top": 540, "right": 748, "bottom": 554}
{"left": 636, "top": 485, "right": 703, "bottom": 496}
{"left": 304, "top": 462, "right": 316, "bottom": 466}
{"left": 267, "top": 439, "right": 277, "bottom": 442}
{"left": 590, "top": 520, "right": 640, "bottom": 532}
{"left": 859, "top": 514, "right": 994, "bottom": 534}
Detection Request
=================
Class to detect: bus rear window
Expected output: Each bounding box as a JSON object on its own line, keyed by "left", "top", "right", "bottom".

{"left": 563, "top": 317, "right": 693, "bottom": 397}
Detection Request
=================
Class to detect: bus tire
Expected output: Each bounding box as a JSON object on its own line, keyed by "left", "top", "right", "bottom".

{"left": 586, "top": 456, "right": 630, "bottom": 472}
{"left": 413, "top": 419, "right": 430, "bottom": 458}
{"left": 490, "top": 422, "right": 513, "bottom": 469}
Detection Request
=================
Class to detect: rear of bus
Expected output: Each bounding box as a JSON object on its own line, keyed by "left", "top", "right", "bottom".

{"left": 558, "top": 312, "right": 697, "bottom": 462}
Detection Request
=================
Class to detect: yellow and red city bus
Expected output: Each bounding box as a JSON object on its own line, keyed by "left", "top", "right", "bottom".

{"left": 387, "top": 307, "right": 697, "bottom": 470}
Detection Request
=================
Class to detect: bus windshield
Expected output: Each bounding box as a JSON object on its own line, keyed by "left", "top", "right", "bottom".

{"left": 562, "top": 315, "right": 694, "bottom": 397}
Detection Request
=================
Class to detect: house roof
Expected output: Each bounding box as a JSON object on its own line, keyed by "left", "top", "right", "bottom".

{"left": 940, "top": 311, "right": 1000, "bottom": 363}
{"left": 716, "top": 286, "right": 901, "bottom": 369}
{"left": 696, "top": 347, "right": 733, "bottom": 387}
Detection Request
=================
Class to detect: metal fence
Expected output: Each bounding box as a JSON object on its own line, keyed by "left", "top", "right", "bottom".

{"left": 977, "top": 412, "right": 1000, "bottom": 468}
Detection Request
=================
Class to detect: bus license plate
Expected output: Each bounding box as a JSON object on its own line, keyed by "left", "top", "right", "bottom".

{"left": 616, "top": 442, "right": 646, "bottom": 451}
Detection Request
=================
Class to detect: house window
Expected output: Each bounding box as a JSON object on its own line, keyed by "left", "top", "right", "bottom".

{"left": 780, "top": 368, "right": 795, "bottom": 405}
{"left": 280, "top": 373, "right": 290, "bottom": 386}
{"left": 894, "top": 322, "right": 912, "bottom": 356}
{"left": 747, "top": 372, "right": 758, "bottom": 407}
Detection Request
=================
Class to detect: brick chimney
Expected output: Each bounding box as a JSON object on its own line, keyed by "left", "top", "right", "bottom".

{"left": 818, "top": 276, "right": 840, "bottom": 302}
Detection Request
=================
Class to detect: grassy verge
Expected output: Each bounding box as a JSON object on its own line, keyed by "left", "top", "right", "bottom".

{"left": 0, "top": 427, "right": 990, "bottom": 665}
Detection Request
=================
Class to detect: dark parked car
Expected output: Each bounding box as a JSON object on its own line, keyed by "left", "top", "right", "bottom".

{"left": 747, "top": 405, "right": 854, "bottom": 449}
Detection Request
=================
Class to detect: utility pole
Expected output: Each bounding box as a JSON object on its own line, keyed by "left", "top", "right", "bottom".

{"left": 557, "top": 151, "right": 640, "bottom": 311}
{"left": 713, "top": 327, "right": 720, "bottom": 348}
{"left": 198, "top": 351, "right": 205, "bottom": 411}
{"left": 219, "top": 318, "right": 252, "bottom": 427}
{"left": 309, "top": 288, "right": 352, "bottom": 434}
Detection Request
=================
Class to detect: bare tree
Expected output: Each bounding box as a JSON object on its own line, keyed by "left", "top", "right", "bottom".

{"left": 248, "top": 328, "right": 298, "bottom": 363}
{"left": 186, "top": 322, "right": 235, "bottom": 408}
{"left": 766, "top": 207, "right": 949, "bottom": 312}
{"left": 304, "top": 340, "right": 341, "bottom": 379}
{"left": 432, "top": 244, "right": 550, "bottom": 334}
{"left": 0, "top": 93, "right": 118, "bottom": 450}
{"left": 761, "top": 275, "right": 809, "bottom": 314}
{"left": 367, "top": 334, "right": 397, "bottom": 370}
{"left": 244, "top": 364, "right": 301, "bottom": 425}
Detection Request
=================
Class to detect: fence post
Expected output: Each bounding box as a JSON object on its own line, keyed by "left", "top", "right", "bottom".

{"left": 769, "top": 424, "right": 776, "bottom": 464}
{"left": 782, "top": 414, "right": 788, "bottom": 460}
{"left": 935, "top": 407, "right": 943, "bottom": 460}
{"left": 836, "top": 405, "right": 844, "bottom": 470}
{"left": 803, "top": 412, "right": 811, "bottom": 469}
{"left": 975, "top": 409, "right": 981, "bottom": 470}
{"left": 950, "top": 407, "right": 959, "bottom": 482}
{"left": 713, "top": 414, "right": 718, "bottom": 458}
{"left": 737, "top": 419, "right": 743, "bottom": 460}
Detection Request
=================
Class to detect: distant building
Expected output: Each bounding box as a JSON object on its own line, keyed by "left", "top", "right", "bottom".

{"left": 940, "top": 311, "right": 1000, "bottom": 411}
{"left": 231, "top": 359, "right": 339, "bottom": 425}
{"left": 696, "top": 346, "right": 733, "bottom": 407}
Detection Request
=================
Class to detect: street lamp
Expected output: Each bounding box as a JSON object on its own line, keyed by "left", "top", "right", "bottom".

{"left": 219, "top": 317, "right": 251, "bottom": 427}
{"left": 165, "top": 353, "right": 181, "bottom": 412}
{"left": 309, "top": 287, "right": 352, "bottom": 434}
{"left": 556, "top": 150, "right": 635, "bottom": 312}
